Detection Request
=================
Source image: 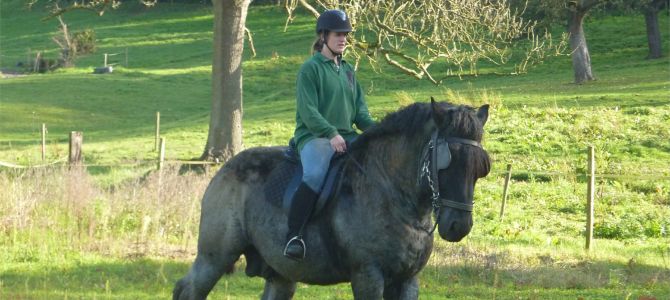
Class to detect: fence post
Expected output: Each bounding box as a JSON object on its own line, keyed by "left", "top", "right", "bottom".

{"left": 104, "top": 53, "right": 108, "bottom": 67}
{"left": 155, "top": 111, "right": 161, "bottom": 151}
{"left": 157, "top": 137, "right": 166, "bottom": 170}
{"left": 41, "top": 123, "right": 47, "bottom": 161}
{"left": 500, "top": 163, "right": 512, "bottom": 219}
{"left": 33, "top": 51, "right": 41, "bottom": 73}
{"left": 586, "top": 146, "right": 595, "bottom": 250}
{"left": 69, "top": 131, "right": 83, "bottom": 165}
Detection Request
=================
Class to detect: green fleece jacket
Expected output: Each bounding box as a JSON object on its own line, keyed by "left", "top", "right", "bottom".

{"left": 293, "top": 52, "right": 376, "bottom": 151}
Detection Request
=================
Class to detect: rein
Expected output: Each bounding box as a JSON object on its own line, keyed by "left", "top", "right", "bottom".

{"left": 419, "top": 130, "right": 482, "bottom": 234}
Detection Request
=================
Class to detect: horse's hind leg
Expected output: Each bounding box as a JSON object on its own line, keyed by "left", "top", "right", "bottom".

{"left": 173, "top": 250, "right": 240, "bottom": 300}
{"left": 261, "top": 275, "right": 296, "bottom": 300}
{"left": 173, "top": 181, "right": 247, "bottom": 299}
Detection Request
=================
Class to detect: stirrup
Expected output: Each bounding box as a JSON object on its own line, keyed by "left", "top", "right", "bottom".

{"left": 283, "top": 235, "right": 306, "bottom": 260}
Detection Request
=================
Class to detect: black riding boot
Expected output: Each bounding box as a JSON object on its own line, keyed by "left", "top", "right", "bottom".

{"left": 283, "top": 182, "right": 319, "bottom": 260}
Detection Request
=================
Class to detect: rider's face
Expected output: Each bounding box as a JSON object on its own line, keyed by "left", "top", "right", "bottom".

{"left": 324, "top": 31, "right": 348, "bottom": 54}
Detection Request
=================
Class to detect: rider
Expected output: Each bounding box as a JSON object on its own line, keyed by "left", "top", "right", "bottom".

{"left": 283, "top": 9, "right": 376, "bottom": 260}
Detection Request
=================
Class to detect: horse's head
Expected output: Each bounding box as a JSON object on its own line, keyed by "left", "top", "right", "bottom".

{"left": 428, "top": 97, "right": 491, "bottom": 242}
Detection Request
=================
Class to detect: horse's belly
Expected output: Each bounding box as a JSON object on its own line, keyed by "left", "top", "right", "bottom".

{"left": 257, "top": 238, "right": 351, "bottom": 284}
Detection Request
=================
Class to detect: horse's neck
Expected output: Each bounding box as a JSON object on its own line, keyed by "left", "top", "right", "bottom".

{"left": 350, "top": 135, "right": 432, "bottom": 219}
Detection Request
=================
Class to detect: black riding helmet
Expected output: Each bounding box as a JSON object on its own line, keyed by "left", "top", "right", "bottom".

{"left": 316, "top": 9, "right": 352, "bottom": 33}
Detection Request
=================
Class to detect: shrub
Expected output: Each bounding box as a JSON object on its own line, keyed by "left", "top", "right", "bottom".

{"left": 73, "top": 29, "right": 96, "bottom": 55}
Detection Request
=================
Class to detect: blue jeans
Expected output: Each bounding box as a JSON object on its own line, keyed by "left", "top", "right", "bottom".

{"left": 300, "top": 138, "right": 335, "bottom": 192}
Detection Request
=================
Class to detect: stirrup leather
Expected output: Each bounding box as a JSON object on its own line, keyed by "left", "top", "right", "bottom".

{"left": 283, "top": 235, "right": 306, "bottom": 259}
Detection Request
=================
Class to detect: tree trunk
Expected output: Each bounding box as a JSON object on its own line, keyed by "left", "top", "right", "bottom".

{"left": 644, "top": 0, "right": 665, "bottom": 59}
{"left": 202, "top": 0, "right": 250, "bottom": 162}
{"left": 568, "top": 10, "right": 595, "bottom": 84}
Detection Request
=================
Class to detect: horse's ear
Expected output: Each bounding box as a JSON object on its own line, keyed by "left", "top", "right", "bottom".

{"left": 431, "top": 97, "right": 446, "bottom": 127}
{"left": 477, "top": 104, "right": 490, "bottom": 126}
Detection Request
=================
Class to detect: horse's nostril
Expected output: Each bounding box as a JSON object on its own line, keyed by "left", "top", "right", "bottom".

{"left": 450, "top": 221, "right": 458, "bottom": 232}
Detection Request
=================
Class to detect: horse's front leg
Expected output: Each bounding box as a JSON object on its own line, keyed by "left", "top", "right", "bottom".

{"left": 350, "top": 266, "right": 384, "bottom": 299}
{"left": 383, "top": 276, "right": 419, "bottom": 300}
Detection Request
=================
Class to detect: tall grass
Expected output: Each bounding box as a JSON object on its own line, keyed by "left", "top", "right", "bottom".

{"left": 1, "top": 165, "right": 668, "bottom": 298}
{"left": 0, "top": 166, "right": 211, "bottom": 262}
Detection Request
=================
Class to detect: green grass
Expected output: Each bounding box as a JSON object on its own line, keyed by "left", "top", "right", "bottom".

{"left": 1, "top": 1, "right": 669, "bottom": 298}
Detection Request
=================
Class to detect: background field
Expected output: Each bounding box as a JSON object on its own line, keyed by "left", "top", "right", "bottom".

{"left": 1, "top": 1, "right": 669, "bottom": 299}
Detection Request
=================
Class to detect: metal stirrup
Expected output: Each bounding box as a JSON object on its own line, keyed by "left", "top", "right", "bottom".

{"left": 283, "top": 236, "right": 306, "bottom": 259}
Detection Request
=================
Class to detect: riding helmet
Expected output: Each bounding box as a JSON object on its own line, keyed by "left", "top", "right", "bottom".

{"left": 316, "top": 9, "right": 352, "bottom": 33}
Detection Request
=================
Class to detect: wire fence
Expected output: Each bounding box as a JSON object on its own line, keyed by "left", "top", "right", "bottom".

{"left": 2, "top": 157, "right": 667, "bottom": 180}
{"left": 1, "top": 131, "right": 667, "bottom": 251}
{"left": 0, "top": 158, "right": 220, "bottom": 169}
{"left": 1, "top": 121, "right": 668, "bottom": 179}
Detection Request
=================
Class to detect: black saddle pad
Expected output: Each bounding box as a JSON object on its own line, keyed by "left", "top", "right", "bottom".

{"left": 264, "top": 155, "right": 345, "bottom": 217}
{"left": 264, "top": 160, "right": 301, "bottom": 209}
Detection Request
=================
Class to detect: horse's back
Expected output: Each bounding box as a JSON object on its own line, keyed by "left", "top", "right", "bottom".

{"left": 215, "top": 146, "right": 288, "bottom": 184}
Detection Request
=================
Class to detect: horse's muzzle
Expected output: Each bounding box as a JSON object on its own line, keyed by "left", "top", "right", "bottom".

{"left": 438, "top": 210, "right": 473, "bottom": 242}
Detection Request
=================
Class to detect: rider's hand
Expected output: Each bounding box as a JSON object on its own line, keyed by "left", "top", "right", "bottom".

{"left": 330, "top": 135, "right": 347, "bottom": 153}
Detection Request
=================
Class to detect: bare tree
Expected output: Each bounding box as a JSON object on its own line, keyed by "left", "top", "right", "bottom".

{"left": 52, "top": 15, "right": 76, "bottom": 67}
{"left": 288, "top": 0, "right": 565, "bottom": 84}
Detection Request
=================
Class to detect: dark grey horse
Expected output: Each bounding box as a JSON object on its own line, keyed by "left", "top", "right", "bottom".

{"left": 173, "top": 99, "right": 491, "bottom": 299}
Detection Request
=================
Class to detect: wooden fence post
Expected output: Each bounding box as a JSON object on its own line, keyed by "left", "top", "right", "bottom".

{"left": 500, "top": 163, "right": 512, "bottom": 219}
{"left": 104, "top": 53, "right": 108, "bottom": 67}
{"left": 157, "top": 137, "right": 166, "bottom": 170}
{"left": 41, "top": 123, "right": 47, "bottom": 161}
{"left": 586, "top": 146, "right": 595, "bottom": 250}
{"left": 33, "top": 51, "right": 41, "bottom": 73}
{"left": 155, "top": 111, "right": 161, "bottom": 152}
{"left": 69, "top": 131, "right": 83, "bottom": 165}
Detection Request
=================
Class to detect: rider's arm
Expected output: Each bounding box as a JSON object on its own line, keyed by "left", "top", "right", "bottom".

{"left": 353, "top": 80, "right": 376, "bottom": 131}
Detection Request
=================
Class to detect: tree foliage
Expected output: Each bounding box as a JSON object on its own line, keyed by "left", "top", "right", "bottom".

{"left": 287, "top": 0, "right": 567, "bottom": 84}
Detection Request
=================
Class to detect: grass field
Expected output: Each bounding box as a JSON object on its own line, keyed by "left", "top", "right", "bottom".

{"left": 1, "top": 1, "right": 669, "bottom": 299}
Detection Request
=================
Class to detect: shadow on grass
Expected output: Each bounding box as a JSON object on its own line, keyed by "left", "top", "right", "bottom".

{"left": 0, "top": 258, "right": 265, "bottom": 299}
{"left": 1, "top": 255, "right": 668, "bottom": 299}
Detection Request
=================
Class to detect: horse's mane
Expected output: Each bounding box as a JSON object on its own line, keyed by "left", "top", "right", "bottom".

{"left": 350, "top": 101, "right": 490, "bottom": 179}
{"left": 351, "top": 102, "right": 485, "bottom": 151}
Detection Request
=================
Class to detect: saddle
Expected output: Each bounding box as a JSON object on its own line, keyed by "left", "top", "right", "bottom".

{"left": 263, "top": 141, "right": 346, "bottom": 217}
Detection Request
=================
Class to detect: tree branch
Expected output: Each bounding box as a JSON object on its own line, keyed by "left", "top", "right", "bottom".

{"left": 298, "top": 0, "right": 320, "bottom": 18}
{"left": 244, "top": 27, "right": 256, "bottom": 58}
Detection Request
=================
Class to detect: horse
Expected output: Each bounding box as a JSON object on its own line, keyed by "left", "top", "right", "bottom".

{"left": 173, "top": 99, "right": 491, "bottom": 299}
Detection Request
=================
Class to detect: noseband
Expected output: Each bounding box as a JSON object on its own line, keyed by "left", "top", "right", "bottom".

{"left": 419, "top": 130, "right": 482, "bottom": 234}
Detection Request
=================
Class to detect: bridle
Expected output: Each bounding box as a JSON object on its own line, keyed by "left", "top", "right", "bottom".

{"left": 418, "top": 129, "right": 483, "bottom": 234}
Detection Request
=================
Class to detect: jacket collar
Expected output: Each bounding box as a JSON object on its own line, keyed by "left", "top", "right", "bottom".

{"left": 315, "top": 52, "right": 347, "bottom": 64}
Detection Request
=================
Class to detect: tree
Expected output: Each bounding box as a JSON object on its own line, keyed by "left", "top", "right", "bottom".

{"left": 567, "top": 0, "right": 606, "bottom": 84}
{"left": 33, "top": 0, "right": 248, "bottom": 162}
{"left": 640, "top": 0, "right": 668, "bottom": 58}
{"left": 600, "top": 0, "right": 668, "bottom": 59}
{"left": 289, "top": 0, "right": 562, "bottom": 84}
{"left": 202, "top": 0, "right": 249, "bottom": 162}
{"left": 513, "top": 0, "right": 669, "bottom": 81}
